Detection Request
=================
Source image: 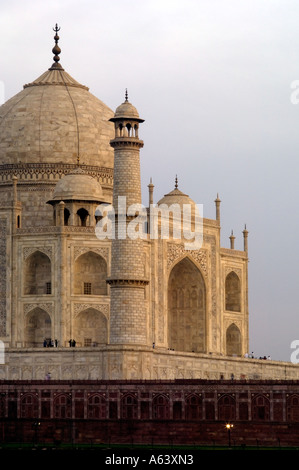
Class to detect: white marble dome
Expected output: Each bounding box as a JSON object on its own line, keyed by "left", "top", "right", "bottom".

{"left": 0, "top": 65, "right": 115, "bottom": 168}
{"left": 51, "top": 168, "right": 103, "bottom": 202}
{"left": 158, "top": 187, "right": 197, "bottom": 210}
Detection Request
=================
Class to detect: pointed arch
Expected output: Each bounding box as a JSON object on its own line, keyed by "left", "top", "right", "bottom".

{"left": 152, "top": 394, "right": 170, "bottom": 420}
{"left": 121, "top": 393, "right": 138, "bottom": 419}
{"left": 87, "top": 394, "right": 107, "bottom": 419}
{"left": 251, "top": 394, "right": 270, "bottom": 421}
{"left": 226, "top": 323, "right": 241, "bottom": 356}
{"left": 74, "top": 251, "right": 107, "bottom": 295}
{"left": 218, "top": 394, "right": 236, "bottom": 421}
{"left": 168, "top": 256, "right": 206, "bottom": 353}
{"left": 287, "top": 394, "right": 299, "bottom": 421}
{"left": 77, "top": 208, "right": 89, "bottom": 226}
{"left": 24, "top": 250, "right": 51, "bottom": 295}
{"left": 20, "top": 393, "right": 39, "bottom": 418}
{"left": 185, "top": 394, "right": 202, "bottom": 420}
{"left": 24, "top": 307, "right": 51, "bottom": 347}
{"left": 53, "top": 393, "right": 72, "bottom": 419}
{"left": 73, "top": 307, "right": 108, "bottom": 346}
{"left": 225, "top": 271, "right": 241, "bottom": 312}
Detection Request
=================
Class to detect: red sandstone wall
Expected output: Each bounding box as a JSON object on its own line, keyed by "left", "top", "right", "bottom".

{"left": 0, "top": 380, "right": 299, "bottom": 448}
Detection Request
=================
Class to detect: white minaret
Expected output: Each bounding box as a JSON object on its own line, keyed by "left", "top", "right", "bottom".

{"left": 107, "top": 91, "right": 149, "bottom": 345}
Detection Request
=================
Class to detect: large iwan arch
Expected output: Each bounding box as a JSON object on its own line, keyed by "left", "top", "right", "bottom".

{"left": 168, "top": 257, "right": 206, "bottom": 353}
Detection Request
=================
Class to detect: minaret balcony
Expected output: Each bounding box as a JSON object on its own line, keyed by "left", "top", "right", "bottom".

{"left": 110, "top": 136, "right": 144, "bottom": 149}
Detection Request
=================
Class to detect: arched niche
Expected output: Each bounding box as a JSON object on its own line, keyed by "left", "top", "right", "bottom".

{"left": 251, "top": 394, "right": 270, "bottom": 421}
{"left": 121, "top": 393, "right": 138, "bottom": 419}
{"left": 168, "top": 257, "right": 206, "bottom": 353}
{"left": 24, "top": 251, "right": 51, "bottom": 295}
{"left": 225, "top": 271, "right": 241, "bottom": 312}
{"left": 287, "top": 395, "right": 299, "bottom": 421}
{"left": 77, "top": 208, "right": 89, "bottom": 227}
{"left": 64, "top": 208, "right": 70, "bottom": 226}
{"left": 226, "top": 323, "right": 241, "bottom": 356}
{"left": 24, "top": 307, "right": 51, "bottom": 347}
{"left": 73, "top": 307, "right": 108, "bottom": 347}
{"left": 74, "top": 251, "right": 107, "bottom": 295}
{"left": 217, "top": 394, "right": 236, "bottom": 421}
{"left": 152, "top": 394, "right": 170, "bottom": 420}
{"left": 20, "top": 393, "right": 39, "bottom": 418}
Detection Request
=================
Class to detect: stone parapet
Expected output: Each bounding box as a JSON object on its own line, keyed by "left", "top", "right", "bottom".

{"left": 0, "top": 347, "right": 298, "bottom": 381}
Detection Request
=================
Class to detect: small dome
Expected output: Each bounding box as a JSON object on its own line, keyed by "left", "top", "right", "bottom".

{"left": 158, "top": 188, "right": 196, "bottom": 209}
{"left": 110, "top": 92, "right": 144, "bottom": 123}
{"left": 0, "top": 69, "right": 114, "bottom": 167}
{"left": 51, "top": 168, "right": 103, "bottom": 202}
{"left": 114, "top": 101, "right": 140, "bottom": 119}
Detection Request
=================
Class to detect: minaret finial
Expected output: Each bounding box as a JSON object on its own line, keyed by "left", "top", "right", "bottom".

{"left": 214, "top": 193, "right": 221, "bottom": 223}
{"left": 229, "top": 230, "right": 236, "bottom": 249}
{"left": 243, "top": 224, "right": 249, "bottom": 253}
{"left": 125, "top": 89, "right": 128, "bottom": 102}
{"left": 148, "top": 177, "right": 154, "bottom": 206}
{"left": 49, "top": 24, "right": 64, "bottom": 70}
{"left": 175, "top": 175, "right": 178, "bottom": 189}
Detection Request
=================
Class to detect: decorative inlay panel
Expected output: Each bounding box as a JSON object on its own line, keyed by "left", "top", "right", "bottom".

{"left": 167, "top": 242, "right": 208, "bottom": 276}
{"left": 24, "top": 303, "right": 53, "bottom": 315}
{"left": 74, "top": 246, "right": 109, "bottom": 262}
{"left": 224, "top": 266, "right": 242, "bottom": 279}
{"left": 73, "top": 303, "right": 109, "bottom": 317}
{"left": 23, "top": 246, "right": 53, "bottom": 261}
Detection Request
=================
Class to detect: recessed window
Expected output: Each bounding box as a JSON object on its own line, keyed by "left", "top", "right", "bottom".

{"left": 84, "top": 282, "right": 92, "bottom": 295}
{"left": 46, "top": 282, "right": 51, "bottom": 295}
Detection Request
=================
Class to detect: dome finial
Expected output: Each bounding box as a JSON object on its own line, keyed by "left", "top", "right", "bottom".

{"left": 49, "top": 24, "right": 64, "bottom": 70}
{"left": 175, "top": 175, "right": 178, "bottom": 189}
{"left": 125, "top": 89, "right": 128, "bottom": 102}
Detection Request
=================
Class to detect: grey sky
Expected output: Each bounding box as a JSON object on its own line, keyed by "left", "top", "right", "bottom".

{"left": 1, "top": 0, "right": 299, "bottom": 361}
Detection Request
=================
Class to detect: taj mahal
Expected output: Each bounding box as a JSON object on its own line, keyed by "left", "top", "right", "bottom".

{"left": 0, "top": 26, "right": 297, "bottom": 382}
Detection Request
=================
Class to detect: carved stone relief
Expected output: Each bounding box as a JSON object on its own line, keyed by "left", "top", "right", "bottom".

{"left": 73, "top": 246, "right": 109, "bottom": 263}
{"left": 23, "top": 246, "right": 53, "bottom": 261}
{"left": 24, "top": 303, "right": 53, "bottom": 316}
{"left": 73, "top": 303, "right": 109, "bottom": 317}
{"left": 167, "top": 242, "right": 208, "bottom": 276}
